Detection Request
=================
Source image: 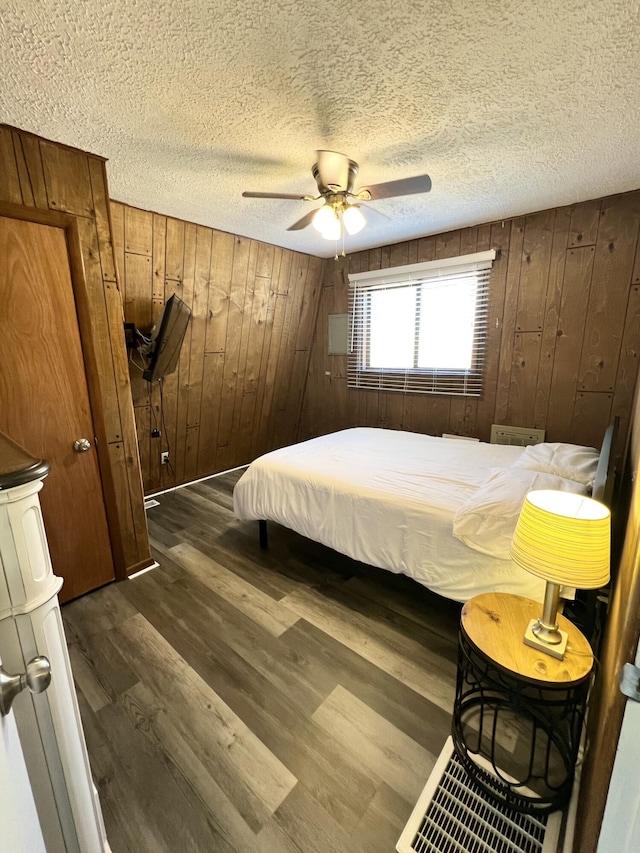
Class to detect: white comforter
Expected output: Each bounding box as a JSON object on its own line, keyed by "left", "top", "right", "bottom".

{"left": 234, "top": 428, "right": 556, "bottom": 602}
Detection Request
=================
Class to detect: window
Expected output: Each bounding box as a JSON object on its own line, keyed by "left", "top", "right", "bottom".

{"left": 348, "top": 250, "right": 495, "bottom": 396}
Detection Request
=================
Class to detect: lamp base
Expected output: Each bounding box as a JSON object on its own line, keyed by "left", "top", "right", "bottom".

{"left": 523, "top": 619, "right": 568, "bottom": 660}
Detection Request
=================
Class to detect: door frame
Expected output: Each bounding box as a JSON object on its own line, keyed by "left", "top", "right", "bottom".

{"left": 0, "top": 201, "right": 126, "bottom": 581}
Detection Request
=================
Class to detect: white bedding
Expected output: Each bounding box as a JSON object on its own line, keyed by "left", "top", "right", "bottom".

{"left": 233, "top": 427, "right": 564, "bottom": 603}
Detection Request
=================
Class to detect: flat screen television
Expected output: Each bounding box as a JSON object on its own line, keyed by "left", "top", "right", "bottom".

{"left": 142, "top": 294, "right": 191, "bottom": 382}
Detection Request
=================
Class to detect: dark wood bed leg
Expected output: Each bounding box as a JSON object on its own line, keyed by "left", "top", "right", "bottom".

{"left": 259, "top": 520, "right": 268, "bottom": 550}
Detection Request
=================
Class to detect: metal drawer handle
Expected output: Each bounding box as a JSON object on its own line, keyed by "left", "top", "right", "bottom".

{"left": 73, "top": 438, "right": 91, "bottom": 453}
{"left": 0, "top": 656, "right": 52, "bottom": 716}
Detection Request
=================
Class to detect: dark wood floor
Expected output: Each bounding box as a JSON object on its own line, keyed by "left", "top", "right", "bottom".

{"left": 62, "top": 470, "right": 462, "bottom": 852}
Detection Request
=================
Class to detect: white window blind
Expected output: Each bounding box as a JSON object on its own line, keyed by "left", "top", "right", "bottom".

{"left": 348, "top": 250, "right": 495, "bottom": 396}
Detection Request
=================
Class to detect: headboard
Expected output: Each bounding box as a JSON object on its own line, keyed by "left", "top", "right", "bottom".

{"left": 592, "top": 417, "right": 620, "bottom": 508}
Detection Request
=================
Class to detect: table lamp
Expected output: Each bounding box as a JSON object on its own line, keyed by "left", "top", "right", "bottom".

{"left": 510, "top": 490, "right": 610, "bottom": 659}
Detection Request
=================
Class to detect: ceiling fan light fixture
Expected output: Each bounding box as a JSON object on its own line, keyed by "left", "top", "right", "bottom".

{"left": 319, "top": 213, "right": 341, "bottom": 241}
{"left": 312, "top": 204, "right": 336, "bottom": 235}
{"left": 342, "top": 205, "right": 366, "bottom": 235}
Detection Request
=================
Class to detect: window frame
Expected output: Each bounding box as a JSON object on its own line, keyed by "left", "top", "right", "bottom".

{"left": 347, "top": 250, "right": 496, "bottom": 397}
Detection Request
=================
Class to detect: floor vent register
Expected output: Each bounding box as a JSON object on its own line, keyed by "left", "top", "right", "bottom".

{"left": 397, "top": 738, "right": 562, "bottom": 853}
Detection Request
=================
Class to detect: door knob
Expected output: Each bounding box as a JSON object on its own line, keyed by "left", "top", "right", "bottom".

{"left": 0, "top": 656, "right": 52, "bottom": 716}
{"left": 73, "top": 438, "right": 91, "bottom": 453}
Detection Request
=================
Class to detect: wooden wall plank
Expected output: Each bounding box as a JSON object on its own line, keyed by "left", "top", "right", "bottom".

{"left": 135, "top": 405, "right": 151, "bottom": 487}
{"left": 0, "top": 127, "right": 25, "bottom": 203}
{"left": 216, "top": 235, "right": 251, "bottom": 459}
{"left": 165, "top": 218, "right": 185, "bottom": 280}
{"left": 124, "top": 205, "right": 153, "bottom": 256}
{"left": 533, "top": 206, "right": 570, "bottom": 429}
{"left": 475, "top": 222, "right": 511, "bottom": 440}
{"left": 569, "top": 199, "right": 601, "bottom": 248}
{"left": 76, "top": 217, "right": 124, "bottom": 443}
{"left": 152, "top": 214, "right": 167, "bottom": 300}
{"left": 186, "top": 226, "right": 213, "bottom": 428}
{"left": 16, "top": 134, "right": 48, "bottom": 209}
{"left": 571, "top": 392, "right": 613, "bottom": 448}
{"left": 256, "top": 270, "right": 291, "bottom": 457}
{"left": 231, "top": 241, "right": 260, "bottom": 453}
{"left": 124, "top": 253, "right": 153, "bottom": 330}
{"left": 578, "top": 195, "right": 640, "bottom": 392}
{"left": 507, "top": 332, "right": 543, "bottom": 426}
{"left": 632, "top": 230, "right": 640, "bottom": 285}
{"left": 11, "top": 131, "right": 35, "bottom": 206}
{"left": 545, "top": 246, "right": 595, "bottom": 440}
{"left": 88, "top": 160, "right": 117, "bottom": 282}
{"left": 103, "top": 278, "right": 150, "bottom": 563}
{"left": 435, "top": 231, "right": 461, "bottom": 259}
{"left": 516, "top": 209, "right": 556, "bottom": 332}
{"left": 205, "top": 231, "right": 235, "bottom": 353}
{"left": 173, "top": 223, "right": 197, "bottom": 484}
{"left": 250, "top": 249, "right": 282, "bottom": 459}
{"left": 110, "top": 201, "right": 126, "bottom": 294}
{"left": 494, "top": 218, "right": 525, "bottom": 423}
{"left": 41, "top": 141, "right": 94, "bottom": 217}
{"left": 197, "top": 352, "right": 225, "bottom": 473}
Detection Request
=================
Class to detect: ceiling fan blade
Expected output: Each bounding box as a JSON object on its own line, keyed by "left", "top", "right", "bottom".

{"left": 316, "top": 150, "right": 351, "bottom": 191}
{"left": 359, "top": 174, "right": 432, "bottom": 201}
{"left": 357, "top": 202, "right": 391, "bottom": 223}
{"left": 242, "top": 191, "right": 310, "bottom": 200}
{"left": 287, "top": 209, "right": 320, "bottom": 231}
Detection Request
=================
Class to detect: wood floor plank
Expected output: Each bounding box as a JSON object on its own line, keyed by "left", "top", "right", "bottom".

{"left": 352, "top": 783, "right": 411, "bottom": 852}
{"left": 312, "top": 684, "right": 436, "bottom": 803}
{"left": 76, "top": 689, "right": 218, "bottom": 853}
{"left": 122, "top": 681, "right": 298, "bottom": 853}
{"left": 112, "top": 612, "right": 298, "bottom": 826}
{"left": 123, "top": 568, "right": 332, "bottom": 718}
{"left": 279, "top": 620, "right": 453, "bottom": 756}
{"left": 97, "top": 694, "right": 234, "bottom": 852}
{"left": 63, "top": 582, "right": 138, "bottom": 638}
{"left": 175, "top": 523, "right": 311, "bottom": 600}
{"left": 272, "top": 782, "right": 370, "bottom": 853}
{"left": 168, "top": 541, "right": 301, "bottom": 636}
{"left": 280, "top": 586, "right": 456, "bottom": 712}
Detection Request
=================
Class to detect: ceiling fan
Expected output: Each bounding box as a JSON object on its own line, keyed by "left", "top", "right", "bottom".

{"left": 242, "top": 150, "right": 432, "bottom": 240}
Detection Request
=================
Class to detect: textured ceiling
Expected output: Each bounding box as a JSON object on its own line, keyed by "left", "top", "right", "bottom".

{"left": 2, "top": 0, "right": 640, "bottom": 258}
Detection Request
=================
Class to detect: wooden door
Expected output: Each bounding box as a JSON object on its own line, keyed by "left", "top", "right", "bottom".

{"left": 0, "top": 215, "right": 115, "bottom": 601}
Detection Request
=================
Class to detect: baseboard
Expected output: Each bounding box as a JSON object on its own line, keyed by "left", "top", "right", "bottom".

{"left": 144, "top": 464, "right": 249, "bottom": 500}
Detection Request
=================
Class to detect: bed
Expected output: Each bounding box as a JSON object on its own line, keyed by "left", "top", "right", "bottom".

{"left": 233, "top": 424, "right": 617, "bottom": 604}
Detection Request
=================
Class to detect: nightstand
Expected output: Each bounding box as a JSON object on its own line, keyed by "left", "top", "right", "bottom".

{"left": 452, "top": 592, "right": 594, "bottom": 814}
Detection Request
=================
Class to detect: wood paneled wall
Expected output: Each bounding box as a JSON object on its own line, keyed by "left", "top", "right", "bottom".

{"left": 111, "top": 202, "right": 324, "bottom": 494}
{"left": 301, "top": 192, "right": 640, "bottom": 450}
{"left": 0, "top": 125, "right": 151, "bottom": 575}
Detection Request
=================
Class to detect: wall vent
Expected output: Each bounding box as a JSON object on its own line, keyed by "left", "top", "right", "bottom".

{"left": 490, "top": 424, "right": 546, "bottom": 447}
{"left": 397, "top": 737, "right": 561, "bottom": 853}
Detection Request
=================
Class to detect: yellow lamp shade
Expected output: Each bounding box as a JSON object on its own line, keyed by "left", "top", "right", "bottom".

{"left": 510, "top": 490, "right": 610, "bottom": 589}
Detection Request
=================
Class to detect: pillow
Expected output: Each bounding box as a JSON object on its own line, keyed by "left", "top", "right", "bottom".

{"left": 513, "top": 442, "right": 599, "bottom": 488}
{"left": 452, "top": 467, "right": 588, "bottom": 560}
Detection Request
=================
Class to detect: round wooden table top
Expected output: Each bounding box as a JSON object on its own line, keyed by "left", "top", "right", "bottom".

{"left": 461, "top": 592, "right": 593, "bottom": 685}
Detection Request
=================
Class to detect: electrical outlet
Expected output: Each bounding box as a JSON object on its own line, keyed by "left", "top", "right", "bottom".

{"left": 161, "top": 451, "right": 169, "bottom": 465}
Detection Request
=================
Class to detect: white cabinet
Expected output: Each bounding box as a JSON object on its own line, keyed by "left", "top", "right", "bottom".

{"left": 0, "top": 432, "right": 109, "bottom": 852}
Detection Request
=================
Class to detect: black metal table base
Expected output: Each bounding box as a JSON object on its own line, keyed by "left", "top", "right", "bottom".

{"left": 452, "top": 628, "right": 590, "bottom": 815}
